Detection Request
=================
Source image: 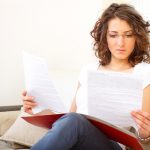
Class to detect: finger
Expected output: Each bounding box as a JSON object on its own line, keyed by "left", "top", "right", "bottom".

{"left": 21, "top": 90, "right": 35, "bottom": 101}
{"left": 134, "top": 117, "right": 149, "bottom": 131}
{"left": 24, "top": 105, "right": 31, "bottom": 109}
{"left": 22, "top": 90, "right": 27, "bottom": 96}
{"left": 23, "top": 96, "right": 35, "bottom": 101}
{"left": 28, "top": 109, "right": 34, "bottom": 115}
{"left": 136, "top": 110, "right": 150, "bottom": 121}
{"left": 24, "top": 107, "right": 34, "bottom": 115}
{"left": 24, "top": 101, "right": 37, "bottom": 107}
{"left": 131, "top": 111, "right": 150, "bottom": 126}
{"left": 132, "top": 112, "right": 150, "bottom": 133}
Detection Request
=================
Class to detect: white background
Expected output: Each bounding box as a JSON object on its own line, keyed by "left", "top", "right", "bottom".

{"left": 0, "top": 0, "right": 149, "bottom": 109}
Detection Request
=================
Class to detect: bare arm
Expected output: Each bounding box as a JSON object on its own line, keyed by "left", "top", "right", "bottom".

{"left": 131, "top": 85, "right": 150, "bottom": 140}
{"left": 69, "top": 82, "right": 81, "bottom": 112}
{"left": 142, "top": 85, "right": 150, "bottom": 113}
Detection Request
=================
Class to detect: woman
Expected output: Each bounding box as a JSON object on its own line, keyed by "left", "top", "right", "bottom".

{"left": 22, "top": 3, "right": 150, "bottom": 150}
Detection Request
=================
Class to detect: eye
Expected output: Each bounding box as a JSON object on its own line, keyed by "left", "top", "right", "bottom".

{"left": 109, "top": 34, "right": 117, "bottom": 38}
{"left": 125, "top": 34, "right": 133, "bottom": 38}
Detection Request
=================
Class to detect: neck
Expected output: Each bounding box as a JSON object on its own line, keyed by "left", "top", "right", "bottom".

{"left": 103, "top": 59, "right": 133, "bottom": 72}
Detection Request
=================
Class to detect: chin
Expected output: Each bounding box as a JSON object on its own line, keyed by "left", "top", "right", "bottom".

{"left": 115, "top": 55, "right": 129, "bottom": 60}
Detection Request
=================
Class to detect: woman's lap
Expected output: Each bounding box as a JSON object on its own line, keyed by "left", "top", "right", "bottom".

{"left": 31, "top": 113, "right": 122, "bottom": 150}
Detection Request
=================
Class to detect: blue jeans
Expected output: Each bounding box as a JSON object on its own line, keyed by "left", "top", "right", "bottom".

{"left": 30, "top": 113, "right": 122, "bottom": 150}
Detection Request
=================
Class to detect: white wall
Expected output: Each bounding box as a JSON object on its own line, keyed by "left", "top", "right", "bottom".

{"left": 128, "top": 0, "right": 150, "bottom": 20}
{"left": 0, "top": 0, "right": 149, "bottom": 108}
{"left": 0, "top": 0, "right": 102, "bottom": 107}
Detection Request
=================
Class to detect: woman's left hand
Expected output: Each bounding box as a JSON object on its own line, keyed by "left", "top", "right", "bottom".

{"left": 131, "top": 110, "right": 150, "bottom": 139}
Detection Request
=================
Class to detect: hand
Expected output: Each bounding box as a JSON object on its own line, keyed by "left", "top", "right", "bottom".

{"left": 22, "top": 90, "right": 37, "bottom": 115}
{"left": 131, "top": 110, "right": 150, "bottom": 139}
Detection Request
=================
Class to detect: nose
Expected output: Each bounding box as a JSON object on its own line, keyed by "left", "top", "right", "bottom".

{"left": 117, "top": 36, "right": 125, "bottom": 47}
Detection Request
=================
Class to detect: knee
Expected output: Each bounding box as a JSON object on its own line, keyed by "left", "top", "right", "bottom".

{"left": 52, "top": 113, "right": 89, "bottom": 130}
{"left": 51, "top": 113, "right": 91, "bottom": 138}
{"left": 62, "top": 113, "right": 92, "bottom": 136}
{"left": 64, "top": 112, "right": 85, "bottom": 121}
{"left": 61, "top": 112, "right": 88, "bottom": 127}
{"left": 64, "top": 112, "right": 81, "bottom": 118}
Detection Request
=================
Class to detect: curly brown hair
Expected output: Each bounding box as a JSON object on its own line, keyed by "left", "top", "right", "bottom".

{"left": 90, "top": 3, "right": 150, "bottom": 66}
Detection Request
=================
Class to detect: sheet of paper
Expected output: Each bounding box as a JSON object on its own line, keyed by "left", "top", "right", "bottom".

{"left": 87, "top": 71, "right": 143, "bottom": 128}
{"left": 23, "top": 52, "right": 66, "bottom": 114}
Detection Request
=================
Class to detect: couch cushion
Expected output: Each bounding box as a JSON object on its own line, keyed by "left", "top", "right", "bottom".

{"left": 0, "top": 140, "right": 30, "bottom": 149}
{"left": 0, "top": 110, "right": 20, "bottom": 136}
{"left": 0, "top": 140, "right": 12, "bottom": 149}
{"left": 0, "top": 109, "right": 48, "bottom": 147}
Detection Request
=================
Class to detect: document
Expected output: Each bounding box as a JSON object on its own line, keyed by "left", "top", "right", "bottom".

{"left": 87, "top": 70, "right": 143, "bottom": 127}
{"left": 23, "top": 52, "right": 143, "bottom": 128}
{"left": 23, "top": 52, "right": 66, "bottom": 114}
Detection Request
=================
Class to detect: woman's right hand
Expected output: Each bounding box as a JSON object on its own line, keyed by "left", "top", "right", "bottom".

{"left": 22, "top": 90, "right": 38, "bottom": 115}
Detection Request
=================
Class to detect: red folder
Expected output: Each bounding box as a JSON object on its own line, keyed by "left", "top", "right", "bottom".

{"left": 22, "top": 113, "right": 143, "bottom": 150}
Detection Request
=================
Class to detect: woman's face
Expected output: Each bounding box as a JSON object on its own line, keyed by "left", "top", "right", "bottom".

{"left": 107, "top": 17, "right": 136, "bottom": 61}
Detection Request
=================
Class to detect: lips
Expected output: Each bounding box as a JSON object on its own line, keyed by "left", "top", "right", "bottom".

{"left": 116, "top": 49, "right": 126, "bottom": 53}
{"left": 117, "top": 49, "right": 125, "bottom": 51}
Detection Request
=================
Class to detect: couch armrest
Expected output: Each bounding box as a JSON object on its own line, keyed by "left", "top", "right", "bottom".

{"left": 0, "top": 105, "right": 22, "bottom": 112}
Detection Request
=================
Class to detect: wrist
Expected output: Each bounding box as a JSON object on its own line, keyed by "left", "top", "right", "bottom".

{"left": 138, "top": 132, "right": 150, "bottom": 143}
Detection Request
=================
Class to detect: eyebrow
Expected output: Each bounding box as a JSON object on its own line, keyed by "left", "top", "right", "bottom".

{"left": 108, "top": 30, "right": 133, "bottom": 33}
